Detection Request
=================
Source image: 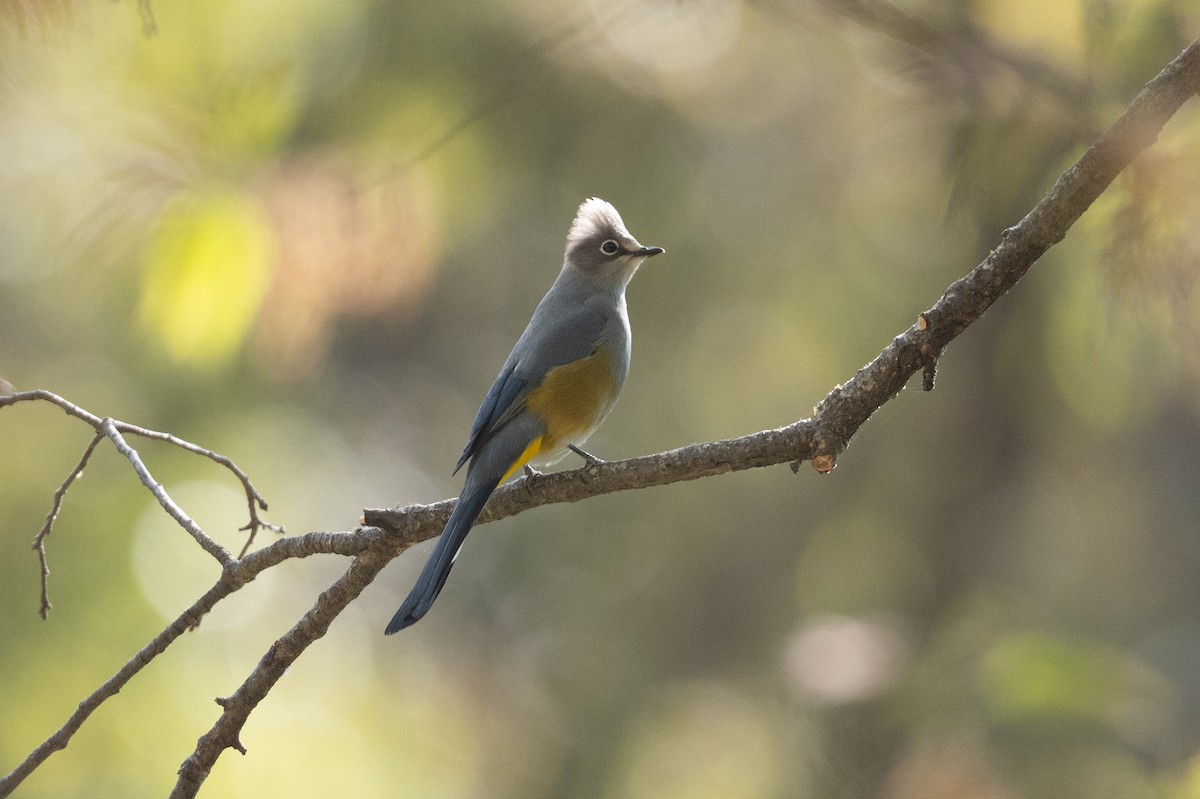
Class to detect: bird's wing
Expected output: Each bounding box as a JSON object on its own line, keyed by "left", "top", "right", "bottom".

{"left": 454, "top": 304, "right": 608, "bottom": 473}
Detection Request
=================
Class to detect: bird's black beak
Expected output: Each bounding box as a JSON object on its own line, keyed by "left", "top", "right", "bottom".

{"left": 635, "top": 246, "right": 665, "bottom": 257}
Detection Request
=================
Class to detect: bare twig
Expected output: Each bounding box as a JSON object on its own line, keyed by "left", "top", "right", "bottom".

{"left": 31, "top": 431, "right": 104, "bottom": 619}
{"left": 0, "top": 390, "right": 279, "bottom": 571}
{"left": 112, "top": 421, "right": 286, "bottom": 557}
{"left": 99, "top": 418, "right": 235, "bottom": 567}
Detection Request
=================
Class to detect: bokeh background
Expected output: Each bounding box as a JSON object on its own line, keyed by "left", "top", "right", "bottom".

{"left": 3, "top": 0, "right": 1200, "bottom": 796}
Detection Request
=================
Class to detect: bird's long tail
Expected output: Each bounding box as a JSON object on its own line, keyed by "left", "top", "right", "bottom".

{"left": 384, "top": 477, "right": 500, "bottom": 634}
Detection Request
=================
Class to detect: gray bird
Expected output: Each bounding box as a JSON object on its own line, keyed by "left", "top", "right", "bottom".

{"left": 386, "top": 198, "right": 664, "bottom": 633}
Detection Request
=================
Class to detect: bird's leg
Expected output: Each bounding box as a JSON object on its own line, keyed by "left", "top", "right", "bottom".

{"left": 569, "top": 443, "right": 605, "bottom": 467}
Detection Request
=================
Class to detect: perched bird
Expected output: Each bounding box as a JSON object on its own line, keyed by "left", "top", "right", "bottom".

{"left": 386, "top": 198, "right": 663, "bottom": 633}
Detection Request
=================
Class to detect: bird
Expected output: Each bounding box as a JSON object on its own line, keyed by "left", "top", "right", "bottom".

{"left": 385, "top": 198, "right": 664, "bottom": 634}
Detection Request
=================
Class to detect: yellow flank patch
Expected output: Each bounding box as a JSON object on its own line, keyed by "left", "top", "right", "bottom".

{"left": 527, "top": 347, "right": 618, "bottom": 450}
{"left": 501, "top": 436, "right": 544, "bottom": 482}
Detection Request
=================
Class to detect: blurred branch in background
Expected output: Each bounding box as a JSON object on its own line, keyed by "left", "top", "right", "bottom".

{"left": 804, "top": 0, "right": 1094, "bottom": 111}
{"left": 785, "top": 0, "right": 1184, "bottom": 235}
{"left": 136, "top": 0, "right": 157, "bottom": 35}
{"left": 4, "top": 31, "right": 1198, "bottom": 799}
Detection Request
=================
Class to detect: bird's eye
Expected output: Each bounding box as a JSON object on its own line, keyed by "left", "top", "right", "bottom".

{"left": 600, "top": 239, "right": 620, "bottom": 256}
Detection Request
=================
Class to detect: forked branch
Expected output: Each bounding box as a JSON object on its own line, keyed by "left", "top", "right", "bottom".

{"left": 178, "top": 35, "right": 1200, "bottom": 799}
{"left": 2, "top": 33, "right": 1198, "bottom": 799}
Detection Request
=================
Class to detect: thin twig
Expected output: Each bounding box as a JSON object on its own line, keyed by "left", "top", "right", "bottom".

{"left": 0, "top": 390, "right": 278, "bottom": 567}
{"left": 99, "top": 418, "right": 235, "bottom": 567}
{"left": 31, "top": 431, "right": 104, "bottom": 619}
{"left": 117, "top": 423, "right": 272, "bottom": 514}
{"left": 115, "top": 422, "right": 286, "bottom": 556}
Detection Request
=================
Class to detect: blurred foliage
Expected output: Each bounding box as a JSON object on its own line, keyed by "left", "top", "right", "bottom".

{"left": 139, "top": 189, "right": 274, "bottom": 367}
{"left": 2, "top": 0, "right": 1200, "bottom": 796}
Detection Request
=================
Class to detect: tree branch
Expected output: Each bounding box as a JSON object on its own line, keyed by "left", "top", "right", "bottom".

{"left": 32, "top": 430, "right": 103, "bottom": 619}
{"left": 0, "top": 389, "right": 281, "bottom": 580}
{"left": 99, "top": 418, "right": 236, "bottom": 567}
{"left": 0, "top": 529, "right": 356, "bottom": 798}
{"left": 365, "top": 35, "right": 1200, "bottom": 530}
{"left": 171, "top": 535, "right": 393, "bottom": 798}
{"left": 165, "top": 36, "right": 1200, "bottom": 798}
{"left": 3, "top": 34, "right": 1198, "bottom": 799}
{"left": 808, "top": 0, "right": 1094, "bottom": 110}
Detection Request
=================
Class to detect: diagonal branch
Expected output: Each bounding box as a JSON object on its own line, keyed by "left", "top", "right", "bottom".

{"left": 3, "top": 31, "right": 1198, "bottom": 799}
{"left": 0, "top": 529, "right": 358, "bottom": 798}
{"left": 171, "top": 535, "right": 394, "bottom": 798}
{"left": 163, "top": 36, "right": 1200, "bottom": 799}
{"left": 365, "top": 35, "right": 1200, "bottom": 532}
{"left": 99, "top": 418, "right": 235, "bottom": 567}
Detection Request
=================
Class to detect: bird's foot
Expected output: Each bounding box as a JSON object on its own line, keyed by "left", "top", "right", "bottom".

{"left": 568, "top": 443, "right": 605, "bottom": 465}
{"left": 522, "top": 464, "right": 544, "bottom": 493}
{"left": 569, "top": 444, "right": 606, "bottom": 476}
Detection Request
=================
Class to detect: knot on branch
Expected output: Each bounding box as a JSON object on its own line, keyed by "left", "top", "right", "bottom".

{"left": 810, "top": 385, "right": 853, "bottom": 474}
{"left": 913, "top": 312, "right": 945, "bottom": 391}
{"left": 810, "top": 454, "right": 837, "bottom": 474}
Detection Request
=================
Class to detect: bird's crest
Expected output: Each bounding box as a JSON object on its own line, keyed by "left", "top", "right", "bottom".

{"left": 565, "top": 198, "right": 630, "bottom": 254}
